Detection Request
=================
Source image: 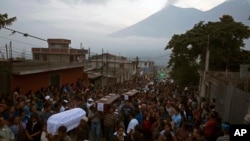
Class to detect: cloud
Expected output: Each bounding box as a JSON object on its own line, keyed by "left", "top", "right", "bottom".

{"left": 166, "top": 0, "right": 179, "bottom": 6}
{"left": 19, "top": 0, "right": 110, "bottom": 5}
{"left": 60, "top": 0, "right": 109, "bottom": 5}
{"left": 29, "top": 0, "right": 143, "bottom": 5}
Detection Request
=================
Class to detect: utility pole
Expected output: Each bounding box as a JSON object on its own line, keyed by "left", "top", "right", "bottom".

{"left": 5, "top": 44, "right": 8, "bottom": 60}
{"left": 201, "top": 34, "right": 210, "bottom": 100}
{"left": 123, "top": 54, "right": 125, "bottom": 82}
{"left": 9, "top": 41, "right": 12, "bottom": 60}
{"left": 95, "top": 53, "right": 97, "bottom": 69}
{"left": 88, "top": 48, "right": 90, "bottom": 60}
{"left": 205, "top": 35, "right": 210, "bottom": 73}
{"left": 0, "top": 50, "right": 4, "bottom": 60}
{"left": 136, "top": 56, "right": 139, "bottom": 82}
{"left": 106, "top": 50, "right": 109, "bottom": 76}
{"left": 9, "top": 41, "right": 13, "bottom": 97}
{"left": 114, "top": 54, "right": 116, "bottom": 75}
{"left": 101, "top": 48, "right": 104, "bottom": 87}
{"left": 102, "top": 48, "right": 104, "bottom": 74}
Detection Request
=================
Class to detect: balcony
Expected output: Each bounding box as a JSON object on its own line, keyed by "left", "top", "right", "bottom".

{"left": 32, "top": 48, "right": 88, "bottom": 55}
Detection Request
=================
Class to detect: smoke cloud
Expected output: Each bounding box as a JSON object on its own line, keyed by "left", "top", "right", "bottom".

{"left": 60, "top": 0, "right": 109, "bottom": 5}
{"left": 166, "top": 0, "right": 179, "bottom": 6}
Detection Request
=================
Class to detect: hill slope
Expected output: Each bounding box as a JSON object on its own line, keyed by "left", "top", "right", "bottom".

{"left": 111, "top": 0, "right": 250, "bottom": 38}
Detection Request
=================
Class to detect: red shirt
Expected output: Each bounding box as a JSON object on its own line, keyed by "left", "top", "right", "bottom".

{"left": 143, "top": 120, "right": 151, "bottom": 134}
{"left": 204, "top": 118, "right": 219, "bottom": 137}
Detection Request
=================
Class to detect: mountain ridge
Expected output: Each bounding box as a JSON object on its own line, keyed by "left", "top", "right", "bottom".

{"left": 110, "top": 0, "right": 250, "bottom": 38}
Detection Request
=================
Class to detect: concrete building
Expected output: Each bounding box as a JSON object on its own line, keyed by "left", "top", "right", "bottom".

{"left": 200, "top": 65, "right": 250, "bottom": 124}
{"left": 0, "top": 60, "right": 88, "bottom": 97}
{"left": 86, "top": 53, "right": 137, "bottom": 86}
{"left": 136, "top": 60, "right": 155, "bottom": 78}
{"left": 13, "top": 61, "right": 88, "bottom": 95}
{"left": 138, "top": 60, "right": 154, "bottom": 68}
{"left": 32, "top": 39, "right": 88, "bottom": 63}
{"left": 0, "top": 38, "right": 89, "bottom": 97}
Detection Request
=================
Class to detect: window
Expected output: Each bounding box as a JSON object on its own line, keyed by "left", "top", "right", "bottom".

{"left": 34, "top": 54, "right": 39, "bottom": 60}
{"left": 120, "top": 63, "right": 124, "bottom": 68}
{"left": 70, "top": 55, "right": 74, "bottom": 62}
{"left": 43, "top": 55, "right": 47, "bottom": 61}
{"left": 50, "top": 75, "right": 60, "bottom": 88}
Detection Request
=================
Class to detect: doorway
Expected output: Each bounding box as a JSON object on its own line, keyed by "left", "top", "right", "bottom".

{"left": 50, "top": 74, "right": 60, "bottom": 88}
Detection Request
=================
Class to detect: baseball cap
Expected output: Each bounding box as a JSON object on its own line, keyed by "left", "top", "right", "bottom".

{"left": 63, "top": 100, "right": 69, "bottom": 103}
{"left": 88, "top": 98, "right": 94, "bottom": 102}
{"left": 45, "top": 95, "right": 50, "bottom": 100}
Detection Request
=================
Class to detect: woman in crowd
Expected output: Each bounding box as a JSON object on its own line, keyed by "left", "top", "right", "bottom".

{"left": 25, "top": 113, "right": 42, "bottom": 141}
{"left": 40, "top": 123, "right": 50, "bottom": 141}
{"left": 160, "top": 122, "right": 177, "bottom": 141}
{"left": 10, "top": 115, "right": 26, "bottom": 141}
{"left": 142, "top": 114, "right": 152, "bottom": 141}
{"left": 112, "top": 126, "right": 128, "bottom": 141}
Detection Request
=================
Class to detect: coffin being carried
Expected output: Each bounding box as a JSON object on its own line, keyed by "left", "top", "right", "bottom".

{"left": 47, "top": 108, "right": 86, "bottom": 135}
{"left": 95, "top": 93, "right": 120, "bottom": 113}
{"left": 123, "top": 89, "right": 139, "bottom": 100}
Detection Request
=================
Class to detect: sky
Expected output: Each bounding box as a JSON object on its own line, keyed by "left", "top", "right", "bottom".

{"left": 0, "top": 0, "right": 227, "bottom": 65}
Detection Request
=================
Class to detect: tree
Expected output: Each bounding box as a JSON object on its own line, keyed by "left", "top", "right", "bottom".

{"left": 0, "top": 13, "right": 16, "bottom": 29}
{"left": 165, "top": 15, "right": 250, "bottom": 89}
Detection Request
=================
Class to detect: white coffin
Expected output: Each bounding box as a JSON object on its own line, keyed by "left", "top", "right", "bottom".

{"left": 47, "top": 108, "right": 86, "bottom": 135}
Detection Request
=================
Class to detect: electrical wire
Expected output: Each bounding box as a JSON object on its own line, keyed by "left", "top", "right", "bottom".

{"left": 3, "top": 27, "right": 47, "bottom": 42}
{"left": 0, "top": 35, "right": 45, "bottom": 47}
{"left": 0, "top": 35, "right": 170, "bottom": 62}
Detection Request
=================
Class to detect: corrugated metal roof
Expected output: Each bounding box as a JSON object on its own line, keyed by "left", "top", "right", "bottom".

{"left": 87, "top": 72, "right": 102, "bottom": 79}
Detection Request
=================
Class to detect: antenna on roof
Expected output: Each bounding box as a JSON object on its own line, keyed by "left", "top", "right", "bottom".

{"left": 0, "top": 50, "right": 5, "bottom": 60}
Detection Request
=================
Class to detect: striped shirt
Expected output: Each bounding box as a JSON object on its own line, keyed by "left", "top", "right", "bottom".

{"left": 103, "top": 113, "right": 115, "bottom": 127}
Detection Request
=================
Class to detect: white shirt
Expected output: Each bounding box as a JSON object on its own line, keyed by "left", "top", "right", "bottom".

{"left": 114, "top": 131, "right": 126, "bottom": 136}
{"left": 114, "top": 131, "right": 126, "bottom": 141}
{"left": 60, "top": 106, "right": 65, "bottom": 112}
{"left": 127, "top": 118, "right": 138, "bottom": 134}
{"left": 87, "top": 102, "right": 93, "bottom": 111}
{"left": 160, "top": 130, "right": 175, "bottom": 137}
{"left": 41, "top": 131, "right": 49, "bottom": 141}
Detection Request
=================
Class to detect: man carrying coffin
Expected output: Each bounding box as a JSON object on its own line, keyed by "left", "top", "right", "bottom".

{"left": 88, "top": 105, "right": 101, "bottom": 141}
{"left": 76, "top": 116, "right": 90, "bottom": 141}
{"left": 104, "top": 106, "right": 116, "bottom": 141}
{"left": 122, "top": 101, "right": 133, "bottom": 131}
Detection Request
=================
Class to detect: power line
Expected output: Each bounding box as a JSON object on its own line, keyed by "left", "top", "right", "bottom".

{"left": 0, "top": 45, "right": 4, "bottom": 49}
{"left": 3, "top": 27, "right": 47, "bottom": 42}
{"left": 0, "top": 35, "right": 45, "bottom": 47}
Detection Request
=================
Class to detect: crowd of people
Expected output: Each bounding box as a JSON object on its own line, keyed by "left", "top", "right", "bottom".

{"left": 0, "top": 77, "right": 230, "bottom": 141}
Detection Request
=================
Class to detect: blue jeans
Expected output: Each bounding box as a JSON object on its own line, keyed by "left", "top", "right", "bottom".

{"left": 91, "top": 121, "right": 101, "bottom": 141}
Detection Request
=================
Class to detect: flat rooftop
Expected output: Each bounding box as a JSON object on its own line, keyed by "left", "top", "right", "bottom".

{"left": 11, "top": 60, "right": 85, "bottom": 75}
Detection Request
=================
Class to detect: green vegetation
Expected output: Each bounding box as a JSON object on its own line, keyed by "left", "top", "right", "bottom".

{"left": 0, "top": 13, "right": 16, "bottom": 29}
{"left": 165, "top": 15, "right": 250, "bottom": 88}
